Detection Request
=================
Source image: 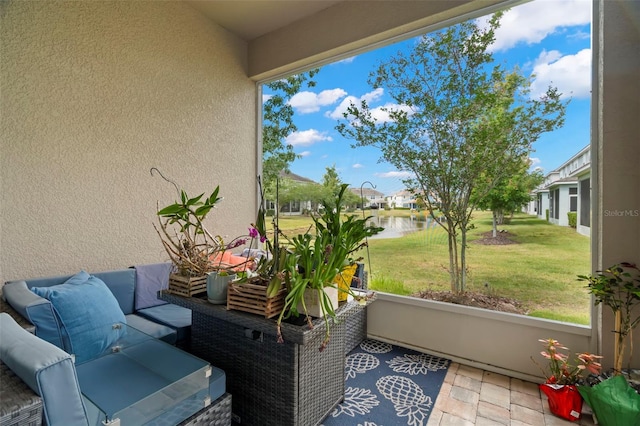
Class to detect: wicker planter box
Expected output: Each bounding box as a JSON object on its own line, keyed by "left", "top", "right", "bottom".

{"left": 160, "top": 293, "right": 361, "bottom": 426}
{"left": 168, "top": 273, "right": 208, "bottom": 297}
{"left": 227, "top": 279, "right": 286, "bottom": 319}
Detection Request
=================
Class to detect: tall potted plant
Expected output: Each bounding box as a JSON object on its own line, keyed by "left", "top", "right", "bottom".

{"left": 276, "top": 184, "right": 382, "bottom": 350}
{"left": 577, "top": 262, "right": 640, "bottom": 425}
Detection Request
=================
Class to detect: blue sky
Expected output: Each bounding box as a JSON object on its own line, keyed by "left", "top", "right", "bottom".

{"left": 264, "top": 0, "right": 592, "bottom": 196}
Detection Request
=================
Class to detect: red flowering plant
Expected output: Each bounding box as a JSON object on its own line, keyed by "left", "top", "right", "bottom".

{"left": 534, "top": 338, "right": 603, "bottom": 385}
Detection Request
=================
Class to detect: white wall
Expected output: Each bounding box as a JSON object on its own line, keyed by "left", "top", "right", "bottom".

{"left": 549, "top": 185, "right": 576, "bottom": 227}
{"left": 368, "top": 294, "right": 591, "bottom": 382}
{"left": 0, "top": 1, "right": 257, "bottom": 282}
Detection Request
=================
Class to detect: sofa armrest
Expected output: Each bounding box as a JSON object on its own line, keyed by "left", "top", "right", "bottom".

{"left": 0, "top": 313, "right": 88, "bottom": 426}
{"left": 3, "top": 280, "right": 64, "bottom": 348}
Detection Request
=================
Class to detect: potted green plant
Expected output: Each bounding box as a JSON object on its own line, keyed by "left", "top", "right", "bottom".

{"left": 532, "top": 338, "right": 602, "bottom": 422}
{"left": 152, "top": 168, "right": 225, "bottom": 296}
{"left": 577, "top": 263, "right": 640, "bottom": 425}
{"left": 276, "top": 184, "right": 382, "bottom": 350}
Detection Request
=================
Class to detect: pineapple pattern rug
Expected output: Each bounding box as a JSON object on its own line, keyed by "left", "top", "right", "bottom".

{"left": 322, "top": 339, "right": 450, "bottom": 426}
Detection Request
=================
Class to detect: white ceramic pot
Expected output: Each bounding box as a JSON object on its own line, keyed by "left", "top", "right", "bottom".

{"left": 207, "top": 272, "right": 236, "bottom": 304}
{"left": 297, "top": 286, "right": 339, "bottom": 318}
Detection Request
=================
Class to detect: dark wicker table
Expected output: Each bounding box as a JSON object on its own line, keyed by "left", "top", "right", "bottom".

{"left": 161, "top": 293, "right": 364, "bottom": 426}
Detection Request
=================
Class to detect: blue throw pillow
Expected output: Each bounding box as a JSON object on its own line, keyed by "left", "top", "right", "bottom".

{"left": 32, "top": 271, "right": 126, "bottom": 363}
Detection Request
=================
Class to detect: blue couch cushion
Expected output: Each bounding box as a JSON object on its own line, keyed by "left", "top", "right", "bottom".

{"left": 32, "top": 271, "right": 126, "bottom": 364}
{"left": 132, "top": 263, "right": 173, "bottom": 310}
{"left": 136, "top": 304, "right": 191, "bottom": 343}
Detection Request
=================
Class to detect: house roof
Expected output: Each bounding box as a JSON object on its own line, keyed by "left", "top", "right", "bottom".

{"left": 349, "top": 187, "right": 385, "bottom": 197}
{"left": 279, "top": 170, "right": 316, "bottom": 184}
{"left": 546, "top": 176, "right": 578, "bottom": 189}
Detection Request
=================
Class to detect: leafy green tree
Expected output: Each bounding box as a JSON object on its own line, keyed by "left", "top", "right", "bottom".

{"left": 262, "top": 70, "right": 319, "bottom": 187}
{"left": 322, "top": 165, "right": 342, "bottom": 198}
{"left": 336, "top": 12, "right": 567, "bottom": 293}
{"left": 319, "top": 165, "right": 361, "bottom": 209}
{"left": 474, "top": 158, "right": 544, "bottom": 236}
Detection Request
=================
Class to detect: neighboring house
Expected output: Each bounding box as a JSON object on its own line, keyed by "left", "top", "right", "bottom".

{"left": 349, "top": 187, "right": 386, "bottom": 209}
{"left": 386, "top": 190, "right": 417, "bottom": 209}
{"left": 529, "top": 145, "right": 590, "bottom": 235}
{"left": 271, "top": 171, "right": 316, "bottom": 215}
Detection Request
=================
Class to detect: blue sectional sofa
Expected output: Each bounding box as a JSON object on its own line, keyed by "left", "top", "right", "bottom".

{"left": 0, "top": 265, "right": 231, "bottom": 425}
{"left": 2, "top": 264, "right": 191, "bottom": 348}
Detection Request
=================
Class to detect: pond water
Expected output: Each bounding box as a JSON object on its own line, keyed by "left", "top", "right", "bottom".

{"left": 366, "top": 213, "right": 439, "bottom": 239}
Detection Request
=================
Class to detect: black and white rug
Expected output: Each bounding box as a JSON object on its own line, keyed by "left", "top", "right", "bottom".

{"left": 322, "top": 339, "right": 450, "bottom": 426}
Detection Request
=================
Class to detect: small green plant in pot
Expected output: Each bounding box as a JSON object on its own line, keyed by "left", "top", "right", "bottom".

{"left": 152, "top": 168, "right": 230, "bottom": 297}
{"left": 154, "top": 184, "right": 223, "bottom": 277}
{"left": 276, "top": 184, "right": 383, "bottom": 350}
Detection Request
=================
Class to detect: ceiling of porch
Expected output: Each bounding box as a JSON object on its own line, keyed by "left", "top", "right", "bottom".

{"left": 183, "top": 0, "right": 512, "bottom": 80}
{"left": 184, "top": 0, "right": 342, "bottom": 41}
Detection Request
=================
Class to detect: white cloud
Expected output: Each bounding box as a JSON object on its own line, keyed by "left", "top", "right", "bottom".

{"left": 288, "top": 88, "right": 347, "bottom": 114}
{"left": 326, "top": 88, "right": 385, "bottom": 120}
{"left": 478, "top": 0, "right": 591, "bottom": 52}
{"left": 285, "top": 129, "right": 332, "bottom": 147}
{"left": 370, "top": 103, "right": 415, "bottom": 123}
{"left": 262, "top": 94, "right": 273, "bottom": 103}
{"left": 530, "top": 48, "right": 591, "bottom": 99}
{"left": 333, "top": 56, "right": 356, "bottom": 64}
{"left": 375, "top": 170, "right": 415, "bottom": 179}
{"left": 299, "top": 151, "right": 311, "bottom": 157}
{"left": 529, "top": 157, "right": 541, "bottom": 167}
{"left": 352, "top": 163, "right": 364, "bottom": 169}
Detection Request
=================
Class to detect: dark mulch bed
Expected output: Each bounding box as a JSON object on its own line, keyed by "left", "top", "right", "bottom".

{"left": 413, "top": 229, "right": 526, "bottom": 313}
{"left": 473, "top": 230, "right": 518, "bottom": 245}
{"left": 412, "top": 289, "right": 528, "bottom": 315}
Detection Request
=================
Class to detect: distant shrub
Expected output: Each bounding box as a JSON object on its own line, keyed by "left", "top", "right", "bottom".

{"left": 568, "top": 212, "right": 577, "bottom": 228}
{"left": 545, "top": 209, "right": 549, "bottom": 221}
{"left": 266, "top": 209, "right": 275, "bottom": 217}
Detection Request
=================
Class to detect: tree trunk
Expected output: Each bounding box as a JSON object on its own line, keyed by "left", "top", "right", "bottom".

{"left": 492, "top": 211, "right": 498, "bottom": 238}
{"left": 614, "top": 310, "right": 624, "bottom": 375}
{"left": 460, "top": 227, "right": 467, "bottom": 293}
{"left": 448, "top": 230, "right": 456, "bottom": 292}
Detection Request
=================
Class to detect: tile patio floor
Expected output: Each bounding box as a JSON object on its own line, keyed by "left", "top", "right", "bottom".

{"left": 427, "top": 362, "right": 596, "bottom": 426}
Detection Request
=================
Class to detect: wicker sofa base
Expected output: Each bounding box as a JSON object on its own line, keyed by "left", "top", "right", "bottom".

{"left": 0, "top": 361, "right": 43, "bottom": 426}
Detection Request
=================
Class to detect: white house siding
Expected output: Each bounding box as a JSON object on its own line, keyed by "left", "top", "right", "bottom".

{"left": 0, "top": 1, "right": 256, "bottom": 282}
{"left": 536, "top": 190, "right": 550, "bottom": 220}
{"left": 532, "top": 146, "right": 590, "bottom": 228}
{"left": 548, "top": 183, "right": 578, "bottom": 226}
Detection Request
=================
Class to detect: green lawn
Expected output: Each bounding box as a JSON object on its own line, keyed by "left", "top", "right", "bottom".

{"left": 270, "top": 210, "right": 592, "bottom": 325}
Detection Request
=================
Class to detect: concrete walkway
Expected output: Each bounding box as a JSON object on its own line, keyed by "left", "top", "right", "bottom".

{"left": 428, "top": 362, "right": 597, "bottom": 426}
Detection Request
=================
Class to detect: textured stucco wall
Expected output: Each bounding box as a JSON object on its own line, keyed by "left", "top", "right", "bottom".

{"left": 0, "top": 1, "right": 256, "bottom": 282}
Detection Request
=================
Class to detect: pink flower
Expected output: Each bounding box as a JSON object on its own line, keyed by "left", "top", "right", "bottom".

{"left": 249, "top": 226, "right": 267, "bottom": 243}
